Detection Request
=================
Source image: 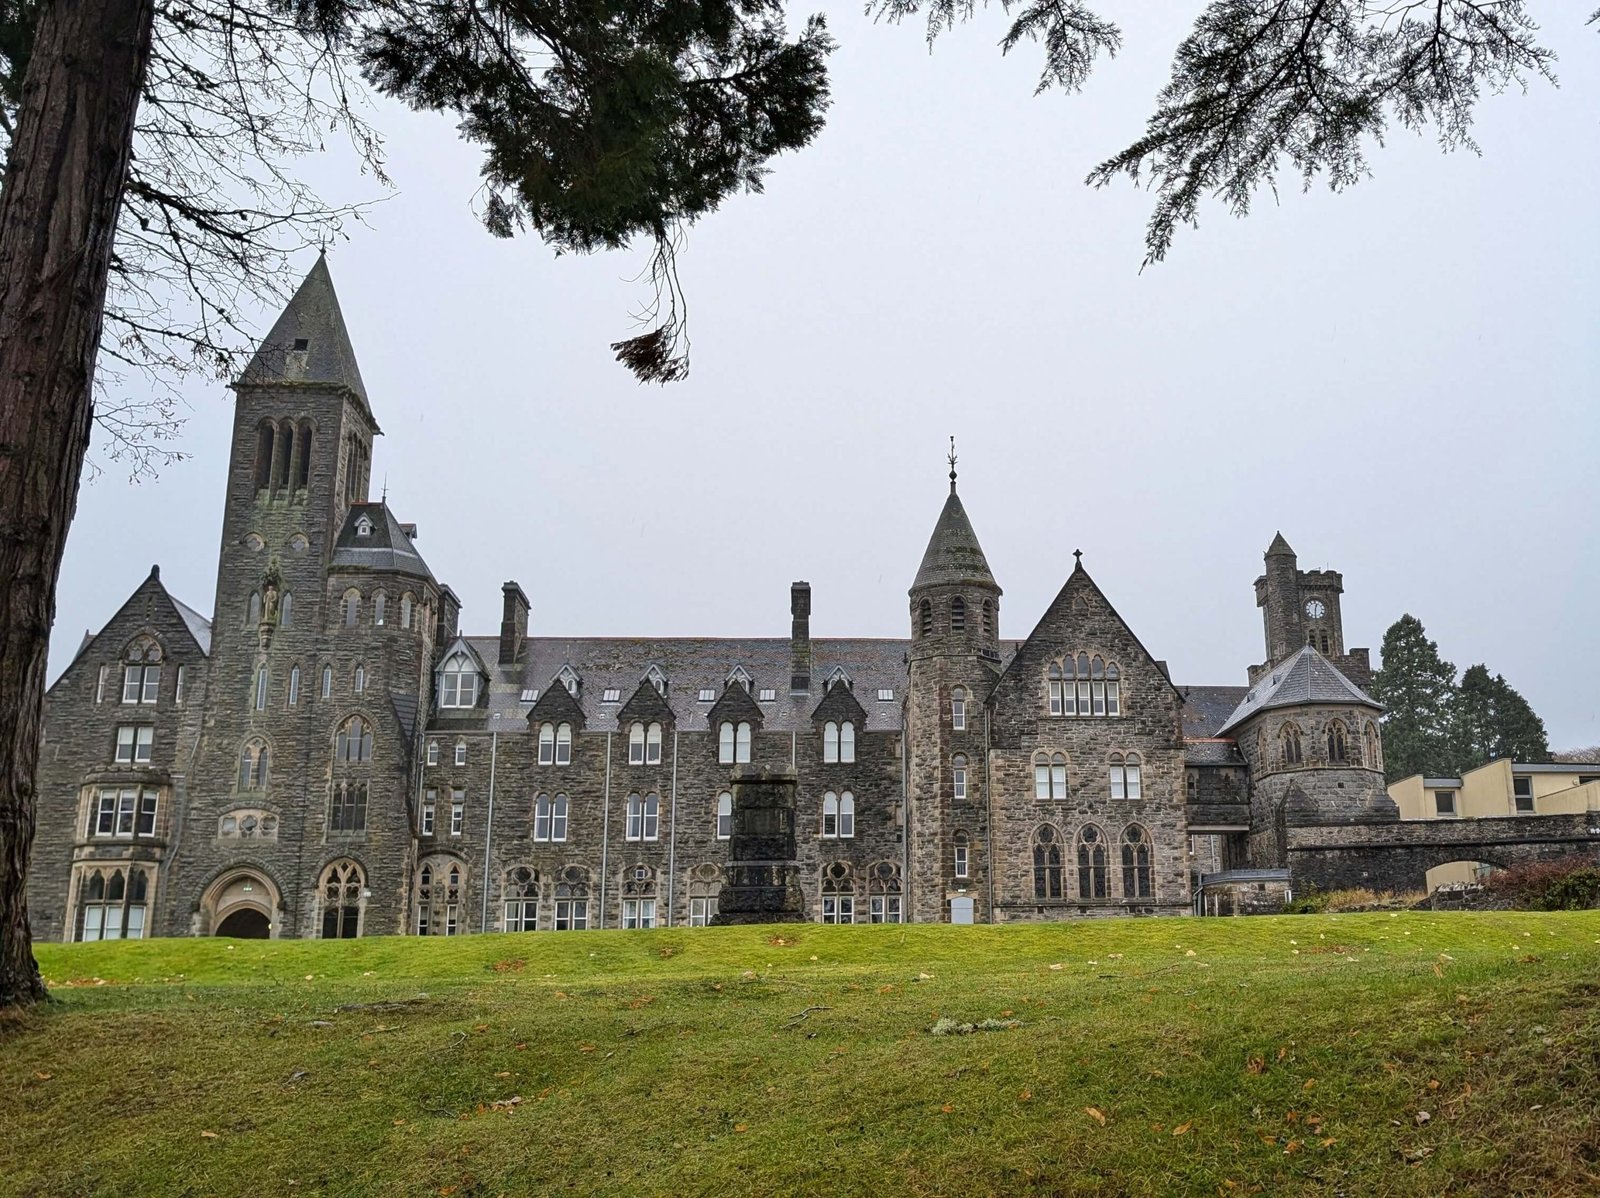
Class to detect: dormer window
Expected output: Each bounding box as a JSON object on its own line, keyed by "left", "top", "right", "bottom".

{"left": 644, "top": 665, "right": 667, "bottom": 694}
{"left": 727, "top": 665, "right": 753, "bottom": 691}
{"left": 825, "top": 666, "right": 851, "bottom": 691}
{"left": 355, "top": 515, "right": 373, "bottom": 537}
{"left": 557, "top": 666, "right": 580, "bottom": 697}
{"left": 602, "top": 688, "right": 621, "bottom": 703}
{"left": 439, "top": 653, "right": 478, "bottom": 709}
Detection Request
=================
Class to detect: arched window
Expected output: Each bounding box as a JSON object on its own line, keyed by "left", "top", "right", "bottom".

{"left": 247, "top": 591, "right": 262, "bottom": 627}
{"left": 982, "top": 599, "right": 994, "bottom": 636}
{"left": 716, "top": 791, "right": 733, "bottom": 839}
{"left": 74, "top": 865, "right": 151, "bottom": 941}
{"left": 868, "top": 861, "right": 902, "bottom": 923}
{"left": 400, "top": 594, "right": 413, "bottom": 630}
{"left": 342, "top": 589, "right": 360, "bottom": 627}
{"left": 439, "top": 653, "right": 478, "bottom": 709}
{"left": 951, "top": 687, "right": 967, "bottom": 731}
{"left": 538, "top": 723, "right": 555, "bottom": 765}
{"left": 427, "top": 739, "right": 439, "bottom": 766}
{"left": 275, "top": 420, "right": 295, "bottom": 492}
{"left": 254, "top": 422, "right": 274, "bottom": 489}
{"left": 321, "top": 664, "right": 333, "bottom": 698}
{"left": 1121, "top": 825, "right": 1152, "bottom": 898}
{"left": 295, "top": 420, "right": 312, "bottom": 490}
{"left": 534, "top": 794, "right": 569, "bottom": 842}
{"left": 953, "top": 833, "right": 970, "bottom": 880}
{"left": 840, "top": 791, "right": 856, "bottom": 837}
{"left": 952, "top": 754, "right": 968, "bottom": 801}
{"left": 454, "top": 739, "right": 467, "bottom": 767}
{"left": 951, "top": 595, "right": 966, "bottom": 633}
{"left": 1364, "top": 721, "right": 1382, "bottom": 770}
{"left": 628, "top": 722, "right": 646, "bottom": 765}
{"left": 319, "top": 860, "right": 364, "bottom": 939}
{"left": 1077, "top": 825, "right": 1108, "bottom": 899}
{"left": 719, "top": 721, "right": 752, "bottom": 764}
{"left": 353, "top": 663, "right": 366, "bottom": 694}
{"left": 373, "top": 592, "right": 386, "bottom": 626}
{"left": 1109, "top": 752, "right": 1142, "bottom": 800}
{"left": 821, "top": 791, "right": 854, "bottom": 838}
{"left": 719, "top": 721, "right": 736, "bottom": 764}
{"left": 335, "top": 716, "right": 373, "bottom": 763}
{"left": 1048, "top": 662, "right": 1065, "bottom": 715}
{"left": 287, "top": 664, "right": 301, "bottom": 706}
{"left": 839, "top": 720, "right": 854, "bottom": 763}
{"left": 1032, "top": 826, "right": 1063, "bottom": 899}
{"left": 554, "top": 866, "right": 591, "bottom": 930}
{"left": 253, "top": 666, "right": 269, "bottom": 710}
{"left": 503, "top": 866, "right": 540, "bottom": 933}
{"left": 823, "top": 721, "right": 838, "bottom": 763}
{"left": 688, "top": 864, "right": 723, "bottom": 926}
{"left": 646, "top": 722, "right": 662, "bottom": 764}
{"left": 919, "top": 598, "right": 933, "bottom": 638}
{"left": 622, "top": 864, "right": 658, "bottom": 928}
{"left": 1034, "top": 752, "right": 1068, "bottom": 800}
{"left": 820, "top": 862, "right": 855, "bottom": 924}
{"left": 1326, "top": 720, "right": 1349, "bottom": 764}
{"left": 238, "top": 740, "right": 269, "bottom": 790}
{"left": 278, "top": 592, "right": 293, "bottom": 627}
{"left": 1047, "top": 656, "right": 1123, "bottom": 717}
{"left": 625, "top": 793, "right": 660, "bottom": 842}
{"left": 416, "top": 859, "right": 462, "bottom": 936}
{"left": 1281, "top": 723, "right": 1303, "bottom": 766}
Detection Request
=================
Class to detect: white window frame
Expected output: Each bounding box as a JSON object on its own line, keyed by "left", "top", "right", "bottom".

{"left": 868, "top": 895, "right": 902, "bottom": 924}
{"left": 823, "top": 721, "right": 839, "bottom": 763}
{"left": 114, "top": 725, "right": 154, "bottom": 765}
{"left": 288, "top": 666, "right": 300, "bottom": 707}
{"left": 538, "top": 724, "right": 555, "bottom": 765}
{"left": 628, "top": 722, "right": 646, "bottom": 765}
{"left": 840, "top": 721, "right": 855, "bottom": 763}
{"left": 554, "top": 898, "right": 588, "bottom": 931}
{"left": 952, "top": 755, "right": 967, "bottom": 801}
{"left": 421, "top": 791, "right": 436, "bottom": 836}
{"left": 440, "top": 655, "right": 479, "bottom": 709}
{"left": 454, "top": 740, "right": 467, "bottom": 767}
{"left": 716, "top": 791, "right": 733, "bottom": 840}
{"left": 622, "top": 898, "right": 657, "bottom": 930}
{"left": 736, "top": 721, "right": 751, "bottom": 763}
{"left": 821, "top": 895, "right": 854, "bottom": 924}
{"left": 689, "top": 896, "right": 716, "bottom": 927}
{"left": 450, "top": 794, "right": 465, "bottom": 835}
{"left": 951, "top": 688, "right": 966, "bottom": 731}
{"left": 556, "top": 723, "right": 572, "bottom": 765}
{"left": 954, "top": 842, "right": 969, "bottom": 878}
{"left": 427, "top": 739, "right": 439, "bottom": 767}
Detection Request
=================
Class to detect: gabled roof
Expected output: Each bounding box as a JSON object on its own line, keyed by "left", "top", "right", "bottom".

{"left": 235, "top": 254, "right": 372, "bottom": 416}
{"left": 50, "top": 565, "right": 212, "bottom": 688}
{"left": 1216, "top": 645, "right": 1381, "bottom": 735}
{"left": 911, "top": 485, "right": 1000, "bottom": 594}
{"left": 617, "top": 678, "right": 675, "bottom": 726}
{"left": 811, "top": 678, "right": 868, "bottom": 725}
{"left": 168, "top": 593, "right": 213, "bottom": 655}
{"left": 1180, "top": 684, "right": 1250, "bottom": 738}
{"left": 707, "top": 682, "right": 764, "bottom": 728}
{"left": 331, "top": 502, "right": 434, "bottom": 582}
{"left": 529, "top": 676, "right": 586, "bottom": 728}
{"left": 438, "top": 636, "right": 489, "bottom": 677}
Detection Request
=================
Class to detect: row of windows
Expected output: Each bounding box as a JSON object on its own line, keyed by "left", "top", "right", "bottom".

{"left": 1048, "top": 655, "right": 1122, "bottom": 717}
{"left": 340, "top": 588, "right": 425, "bottom": 632}
{"left": 527, "top": 720, "right": 854, "bottom": 767}
{"left": 1032, "top": 751, "right": 1144, "bottom": 800}
{"left": 1261, "top": 719, "right": 1380, "bottom": 769}
{"left": 416, "top": 789, "right": 860, "bottom": 842}
{"left": 88, "top": 787, "right": 159, "bottom": 839}
{"left": 244, "top": 662, "right": 371, "bottom": 713}
{"left": 917, "top": 595, "right": 995, "bottom": 638}
{"left": 1032, "top": 824, "right": 1153, "bottom": 900}
{"left": 94, "top": 637, "right": 186, "bottom": 707}
{"left": 253, "top": 418, "right": 312, "bottom": 494}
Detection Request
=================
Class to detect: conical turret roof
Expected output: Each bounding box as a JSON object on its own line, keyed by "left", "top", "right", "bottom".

{"left": 911, "top": 485, "right": 1000, "bottom": 594}
{"left": 236, "top": 254, "right": 369, "bottom": 408}
{"left": 1266, "top": 531, "right": 1296, "bottom": 557}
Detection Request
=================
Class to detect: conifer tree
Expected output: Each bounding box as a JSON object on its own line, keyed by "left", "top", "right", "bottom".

{"left": 1454, "top": 664, "right": 1550, "bottom": 770}
{"left": 1371, "top": 615, "right": 1458, "bottom": 782}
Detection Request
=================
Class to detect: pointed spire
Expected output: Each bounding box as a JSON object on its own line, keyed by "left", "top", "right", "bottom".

{"left": 1266, "top": 531, "right": 1295, "bottom": 558}
{"left": 947, "top": 435, "right": 958, "bottom": 494}
{"left": 911, "top": 475, "right": 1000, "bottom": 595}
{"left": 236, "top": 253, "right": 369, "bottom": 408}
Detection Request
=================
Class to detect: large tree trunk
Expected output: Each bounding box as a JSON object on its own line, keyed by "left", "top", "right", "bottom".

{"left": 0, "top": 0, "right": 154, "bottom": 1008}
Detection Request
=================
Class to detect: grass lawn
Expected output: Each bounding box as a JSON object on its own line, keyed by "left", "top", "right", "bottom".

{"left": 4, "top": 912, "right": 1600, "bottom": 1197}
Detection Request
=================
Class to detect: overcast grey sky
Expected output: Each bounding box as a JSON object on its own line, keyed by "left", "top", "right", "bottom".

{"left": 50, "top": 4, "right": 1599, "bottom": 749}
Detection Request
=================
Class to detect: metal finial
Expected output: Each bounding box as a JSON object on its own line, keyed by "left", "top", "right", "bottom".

{"left": 1073, "top": 548, "right": 1083, "bottom": 564}
{"left": 948, "top": 436, "right": 958, "bottom": 492}
{"left": 381, "top": 473, "right": 388, "bottom": 504}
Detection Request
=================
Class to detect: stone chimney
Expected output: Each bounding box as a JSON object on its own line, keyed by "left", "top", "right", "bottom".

{"left": 500, "top": 581, "right": 529, "bottom": 666}
{"left": 790, "top": 581, "right": 812, "bottom": 694}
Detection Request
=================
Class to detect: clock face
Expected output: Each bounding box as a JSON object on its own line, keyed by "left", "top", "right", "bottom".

{"left": 1305, "top": 599, "right": 1326, "bottom": 620}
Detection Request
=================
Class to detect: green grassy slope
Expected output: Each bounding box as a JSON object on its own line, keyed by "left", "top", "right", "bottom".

{"left": 5, "top": 912, "right": 1599, "bottom": 1197}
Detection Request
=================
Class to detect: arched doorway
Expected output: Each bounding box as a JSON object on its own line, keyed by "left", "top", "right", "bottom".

{"left": 1427, "top": 860, "right": 1498, "bottom": 892}
{"left": 215, "top": 907, "right": 271, "bottom": 938}
{"left": 202, "top": 868, "right": 280, "bottom": 937}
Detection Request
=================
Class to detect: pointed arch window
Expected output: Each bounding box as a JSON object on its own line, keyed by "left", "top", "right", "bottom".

{"left": 1109, "top": 752, "right": 1142, "bottom": 800}
{"left": 503, "top": 866, "right": 540, "bottom": 932}
{"left": 288, "top": 665, "right": 301, "bottom": 706}
{"left": 330, "top": 781, "right": 368, "bottom": 832}
{"left": 951, "top": 754, "right": 968, "bottom": 801}
{"left": 1364, "top": 721, "right": 1382, "bottom": 770}
{"left": 1281, "top": 723, "right": 1303, "bottom": 766}
{"left": 982, "top": 598, "right": 994, "bottom": 636}
{"left": 400, "top": 594, "right": 413, "bottom": 630}
{"left": 354, "top": 663, "right": 366, "bottom": 695}
{"left": 439, "top": 653, "right": 478, "bottom": 709}
{"left": 1121, "top": 825, "right": 1153, "bottom": 898}
{"left": 1034, "top": 752, "right": 1069, "bottom": 800}
{"left": 716, "top": 791, "right": 733, "bottom": 839}
{"left": 74, "top": 866, "right": 151, "bottom": 941}
{"left": 295, "top": 420, "right": 312, "bottom": 490}
{"left": 919, "top": 599, "right": 933, "bottom": 638}
{"left": 335, "top": 716, "right": 374, "bottom": 763}
{"left": 1047, "top": 655, "right": 1123, "bottom": 717}
{"left": 554, "top": 867, "right": 591, "bottom": 930}
{"left": 319, "top": 860, "right": 364, "bottom": 939}
{"left": 951, "top": 686, "right": 967, "bottom": 731}
{"left": 373, "top": 592, "right": 387, "bottom": 626}
{"left": 1032, "top": 826, "right": 1063, "bottom": 899}
{"left": 416, "top": 860, "right": 463, "bottom": 935}
{"left": 247, "top": 591, "right": 262, "bottom": 627}
{"left": 342, "top": 589, "right": 360, "bottom": 627}
{"left": 321, "top": 664, "right": 333, "bottom": 698}
{"left": 279, "top": 592, "right": 293, "bottom": 627}
{"left": 239, "top": 740, "right": 270, "bottom": 790}
{"left": 1077, "top": 825, "right": 1108, "bottom": 899}
{"left": 254, "top": 422, "right": 275, "bottom": 489}
{"left": 1326, "top": 720, "right": 1349, "bottom": 764}
{"left": 253, "top": 666, "right": 269, "bottom": 710}
{"left": 951, "top": 595, "right": 966, "bottom": 633}
{"left": 820, "top": 862, "right": 855, "bottom": 924}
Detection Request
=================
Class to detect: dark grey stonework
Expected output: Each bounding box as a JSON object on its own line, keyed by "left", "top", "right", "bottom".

{"left": 713, "top": 766, "right": 806, "bottom": 924}
{"left": 31, "top": 262, "right": 1600, "bottom": 942}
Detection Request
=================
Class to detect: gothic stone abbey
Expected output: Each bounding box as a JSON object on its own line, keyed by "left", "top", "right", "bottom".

{"left": 32, "top": 258, "right": 1407, "bottom": 943}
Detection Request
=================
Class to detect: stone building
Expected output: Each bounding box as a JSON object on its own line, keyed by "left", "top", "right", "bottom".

{"left": 34, "top": 257, "right": 1414, "bottom": 941}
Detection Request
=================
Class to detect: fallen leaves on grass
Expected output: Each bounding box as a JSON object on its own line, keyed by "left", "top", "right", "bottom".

{"left": 1085, "top": 1107, "right": 1107, "bottom": 1126}
{"left": 1172, "top": 1121, "right": 1193, "bottom": 1136}
{"left": 490, "top": 959, "right": 524, "bottom": 973}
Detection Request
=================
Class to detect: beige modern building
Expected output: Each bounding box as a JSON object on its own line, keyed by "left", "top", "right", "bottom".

{"left": 1388, "top": 760, "right": 1600, "bottom": 888}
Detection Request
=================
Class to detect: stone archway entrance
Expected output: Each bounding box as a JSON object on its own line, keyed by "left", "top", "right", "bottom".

{"left": 202, "top": 869, "right": 281, "bottom": 938}
{"left": 215, "top": 907, "right": 271, "bottom": 938}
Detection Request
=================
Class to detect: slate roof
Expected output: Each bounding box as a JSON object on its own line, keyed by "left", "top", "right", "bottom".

{"left": 451, "top": 636, "right": 934, "bottom": 734}
{"left": 331, "top": 502, "right": 435, "bottom": 581}
{"left": 911, "top": 485, "right": 1000, "bottom": 593}
{"left": 168, "top": 593, "right": 213, "bottom": 655}
{"left": 1216, "top": 645, "right": 1382, "bottom": 736}
{"left": 235, "top": 254, "right": 371, "bottom": 415}
{"left": 390, "top": 692, "right": 420, "bottom": 744}
{"left": 1266, "top": 531, "right": 1296, "bottom": 557}
{"left": 1184, "top": 738, "right": 1246, "bottom": 766}
{"left": 1179, "top": 684, "right": 1250, "bottom": 739}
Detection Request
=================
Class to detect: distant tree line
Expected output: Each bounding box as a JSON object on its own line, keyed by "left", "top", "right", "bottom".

{"left": 1371, "top": 615, "right": 1551, "bottom": 783}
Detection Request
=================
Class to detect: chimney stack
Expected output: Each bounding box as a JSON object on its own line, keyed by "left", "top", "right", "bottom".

{"left": 790, "top": 581, "right": 812, "bottom": 694}
{"left": 500, "top": 581, "right": 529, "bottom": 666}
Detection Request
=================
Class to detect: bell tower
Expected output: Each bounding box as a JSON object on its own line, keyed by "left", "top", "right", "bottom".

{"left": 905, "top": 441, "right": 1002, "bottom": 922}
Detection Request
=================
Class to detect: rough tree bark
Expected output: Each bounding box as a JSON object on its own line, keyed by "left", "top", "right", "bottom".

{"left": 0, "top": 0, "right": 154, "bottom": 1008}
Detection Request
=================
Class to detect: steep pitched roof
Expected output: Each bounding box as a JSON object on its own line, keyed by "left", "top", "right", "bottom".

{"left": 911, "top": 485, "right": 1000, "bottom": 593}
{"left": 1180, "top": 684, "right": 1250, "bottom": 738}
{"left": 617, "top": 678, "right": 675, "bottom": 727}
{"left": 707, "top": 682, "right": 764, "bottom": 728}
{"left": 1266, "top": 531, "right": 1296, "bottom": 558}
{"left": 235, "top": 254, "right": 372, "bottom": 416}
{"left": 811, "top": 678, "right": 868, "bottom": 725}
{"left": 1216, "top": 644, "right": 1382, "bottom": 735}
{"left": 331, "top": 502, "right": 435, "bottom": 581}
